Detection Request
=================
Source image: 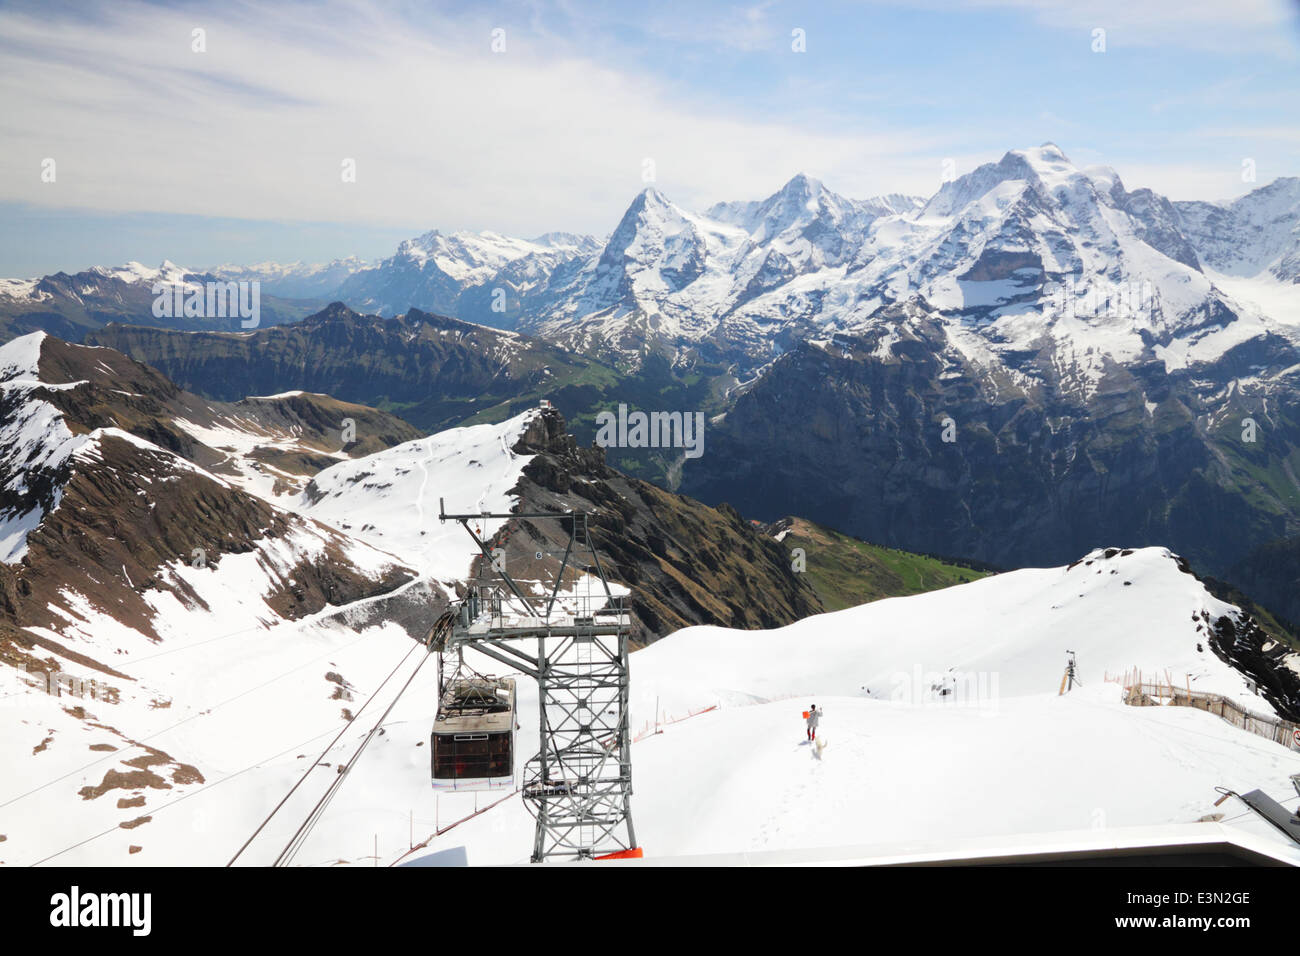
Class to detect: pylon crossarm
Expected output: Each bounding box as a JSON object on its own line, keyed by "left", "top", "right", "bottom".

{"left": 460, "top": 641, "right": 540, "bottom": 681}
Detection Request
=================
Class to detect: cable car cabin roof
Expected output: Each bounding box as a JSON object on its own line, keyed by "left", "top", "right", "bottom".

{"left": 434, "top": 677, "right": 515, "bottom": 735}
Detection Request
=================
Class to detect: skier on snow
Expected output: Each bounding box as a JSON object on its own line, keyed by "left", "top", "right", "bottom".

{"left": 806, "top": 704, "right": 821, "bottom": 741}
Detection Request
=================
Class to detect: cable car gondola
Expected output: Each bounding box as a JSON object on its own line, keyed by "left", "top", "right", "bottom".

{"left": 430, "top": 676, "right": 516, "bottom": 792}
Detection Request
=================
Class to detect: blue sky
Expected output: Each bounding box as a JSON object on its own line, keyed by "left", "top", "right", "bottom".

{"left": 1, "top": 0, "right": 1298, "bottom": 276}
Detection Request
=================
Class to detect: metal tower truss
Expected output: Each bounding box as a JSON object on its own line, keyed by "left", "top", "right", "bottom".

{"left": 435, "top": 500, "right": 638, "bottom": 862}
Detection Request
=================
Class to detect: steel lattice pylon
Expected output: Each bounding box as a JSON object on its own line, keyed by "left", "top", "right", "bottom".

{"left": 524, "top": 624, "right": 634, "bottom": 860}
{"left": 435, "top": 500, "right": 637, "bottom": 862}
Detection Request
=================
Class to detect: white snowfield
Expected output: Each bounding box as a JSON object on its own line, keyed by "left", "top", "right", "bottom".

{"left": 629, "top": 546, "right": 1272, "bottom": 720}
{"left": 297, "top": 408, "right": 540, "bottom": 582}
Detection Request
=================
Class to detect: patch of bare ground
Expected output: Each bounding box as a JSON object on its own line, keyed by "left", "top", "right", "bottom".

{"left": 117, "top": 795, "right": 145, "bottom": 809}
{"left": 9, "top": 429, "right": 414, "bottom": 646}
{"left": 170, "top": 764, "right": 203, "bottom": 786}
{"left": 79, "top": 768, "right": 168, "bottom": 800}
{"left": 326, "top": 670, "right": 355, "bottom": 701}
{"left": 128, "top": 845, "right": 142, "bottom": 854}
{"left": 119, "top": 816, "right": 151, "bottom": 830}
{"left": 89, "top": 743, "right": 117, "bottom": 751}
{"left": 77, "top": 745, "right": 205, "bottom": 799}
{"left": 0, "top": 624, "right": 131, "bottom": 683}
{"left": 32, "top": 733, "right": 54, "bottom": 754}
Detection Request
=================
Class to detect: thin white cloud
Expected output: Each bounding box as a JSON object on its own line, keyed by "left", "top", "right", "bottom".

{"left": 916, "top": 0, "right": 1300, "bottom": 55}
{"left": 0, "top": 0, "right": 950, "bottom": 237}
{"left": 0, "top": 0, "right": 1292, "bottom": 249}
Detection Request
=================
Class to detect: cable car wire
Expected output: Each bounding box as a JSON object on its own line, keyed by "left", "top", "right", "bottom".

{"left": 1, "top": 630, "right": 374, "bottom": 811}
{"left": 226, "top": 639, "right": 425, "bottom": 866}
{"left": 26, "top": 723, "right": 346, "bottom": 867}
{"left": 272, "top": 644, "right": 435, "bottom": 866}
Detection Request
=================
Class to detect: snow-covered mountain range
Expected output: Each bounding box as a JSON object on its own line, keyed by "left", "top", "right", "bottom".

{"left": 206, "top": 257, "right": 371, "bottom": 299}
{"left": 41, "top": 146, "right": 1299, "bottom": 629}
{"left": 0, "top": 260, "right": 324, "bottom": 342}
{"left": 322, "top": 145, "right": 1299, "bottom": 389}
{"left": 6, "top": 144, "right": 1300, "bottom": 620}
{"left": 10, "top": 144, "right": 1295, "bottom": 390}
{"left": 334, "top": 231, "right": 601, "bottom": 330}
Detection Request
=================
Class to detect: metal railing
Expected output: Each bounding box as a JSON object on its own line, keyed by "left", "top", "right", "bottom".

{"left": 452, "top": 584, "right": 629, "bottom": 635}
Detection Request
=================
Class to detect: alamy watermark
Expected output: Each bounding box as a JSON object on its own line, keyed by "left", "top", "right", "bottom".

{"left": 889, "top": 664, "right": 1000, "bottom": 714}
{"left": 1046, "top": 276, "right": 1158, "bottom": 321}
{"left": 50, "top": 886, "right": 151, "bottom": 936}
{"left": 0, "top": 663, "right": 109, "bottom": 706}
{"left": 152, "top": 279, "right": 260, "bottom": 328}
{"left": 594, "top": 403, "right": 705, "bottom": 459}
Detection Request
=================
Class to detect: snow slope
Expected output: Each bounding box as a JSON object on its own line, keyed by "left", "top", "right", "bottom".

{"left": 297, "top": 409, "right": 540, "bottom": 582}
{"left": 628, "top": 546, "right": 1271, "bottom": 721}
{"left": 171, "top": 413, "right": 347, "bottom": 502}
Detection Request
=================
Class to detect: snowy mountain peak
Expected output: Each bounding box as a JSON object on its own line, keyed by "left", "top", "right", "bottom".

{"left": 621, "top": 186, "right": 686, "bottom": 226}
{"left": 998, "top": 143, "right": 1077, "bottom": 185}
{"left": 923, "top": 144, "right": 1101, "bottom": 220}
{"left": 746, "top": 173, "right": 837, "bottom": 238}
{"left": 84, "top": 260, "right": 188, "bottom": 285}
{"left": 0, "top": 330, "right": 48, "bottom": 382}
{"left": 1028, "top": 141, "right": 1069, "bottom": 163}
{"left": 777, "top": 171, "right": 821, "bottom": 199}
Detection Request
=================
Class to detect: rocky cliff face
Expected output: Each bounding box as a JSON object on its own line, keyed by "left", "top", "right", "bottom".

{"left": 1208, "top": 610, "right": 1300, "bottom": 722}
{"left": 679, "top": 302, "right": 1300, "bottom": 583}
